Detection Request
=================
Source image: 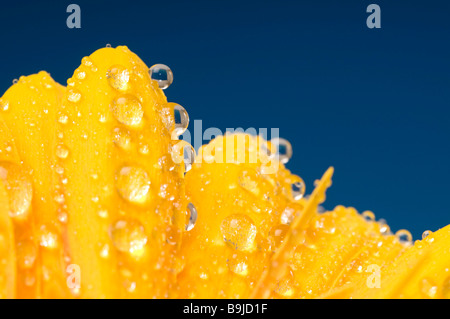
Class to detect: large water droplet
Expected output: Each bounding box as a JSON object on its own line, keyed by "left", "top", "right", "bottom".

{"left": 111, "top": 94, "right": 144, "bottom": 128}
{"left": 270, "top": 137, "right": 293, "bottom": 164}
{"left": 106, "top": 65, "right": 130, "bottom": 92}
{"left": 0, "top": 162, "right": 33, "bottom": 221}
{"left": 220, "top": 214, "right": 257, "bottom": 251}
{"left": 185, "top": 203, "right": 197, "bottom": 231}
{"left": 149, "top": 64, "right": 173, "bottom": 89}
{"left": 115, "top": 166, "right": 151, "bottom": 205}
{"left": 171, "top": 103, "right": 189, "bottom": 138}
{"left": 171, "top": 141, "right": 196, "bottom": 173}
{"left": 109, "top": 219, "right": 148, "bottom": 258}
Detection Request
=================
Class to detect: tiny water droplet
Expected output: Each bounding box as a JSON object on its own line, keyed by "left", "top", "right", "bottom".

{"left": 39, "top": 225, "right": 59, "bottom": 250}
{"left": 149, "top": 64, "right": 173, "bottom": 89}
{"left": 290, "top": 175, "right": 305, "bottom": 200}
{"left": 169, "top": 103, "right": 189, "bottom": 138}
{"left": 171, "top": 141, "right": 196, "bottom": 173}
{"left": 16, "top": 240, "right": 37, "bottom": 270}
{"left": 362, "top": 211, "right": 375, "bottom": 222}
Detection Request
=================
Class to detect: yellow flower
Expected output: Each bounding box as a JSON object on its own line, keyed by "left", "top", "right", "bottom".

{"left": 0, "top": 46, "right": 448, "bottom": 299}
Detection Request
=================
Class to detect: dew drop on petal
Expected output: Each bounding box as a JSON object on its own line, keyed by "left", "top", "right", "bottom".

{"left": 115, "top": 166, "right": 151, "bottom": 205}
{"left": 290, "top": 175, "right": 305, "bottom": 201}
{"left": 0, "top": 162, "right": 33, "bottom": 221}
{"left": 185, "top": 203, "right": 197, "bottom": 231}
{"left": 109, "top": 219, "right": 148, "bottom": 258}
{"left": 220, "top": 214, "right": 257, "bottom": 251}
{"left": 16, "top": 240, "right": 37, "bottom": 270}
{"left": 149, "top": 64, "right": 173, "bottom": 89}
{"left": 422, "top": 230, "right": 432, "bottom": 240}
{"left": 106, "top": 65, "right": 130, "bottom": 92}
{"left": 395, "top": 229, "right": 413, "bottom": 245}
{"left": 270, "top": 137, "right": 293, "bottom": 164}
{"left": 111, "top": 94, "right": 144, "bottom": 128}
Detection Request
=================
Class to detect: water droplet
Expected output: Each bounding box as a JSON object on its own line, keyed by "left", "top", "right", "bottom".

{"left": 75, "top": 69, "right": 86, "bottom": 80}
{"left": 67, "top": 88, "right": 82, "bottom": 103}
{"left": 270, "top": 137, "right": 293, "bottom": 164}
{"left": 0, "top": 98, "right": 9, "bottom": 111}
{"left": 56, "top": 144, "right": 69, "bottom": 159}
{"left": 58, "top": 114, "right": 69, "bottom": 124}
{"left": 395, "top": 229, "right": 412, "bottom": 244}
{"left": 220, "top": 214, "right": 257, "bottom": 251}
{"left": 238, "top": 169, "right": 260, "bottom": 196}
{"left": 171, "top": 141, "right": 196, "bottom": 173}
{"left": 115, "top": 166, "right": 151, "bottom": 205}
{"left": 111, "top": 94, "right": 144, "bottom": 128}
{"left": 106, "top": 43, "right": 112, "bottom": 48}
{"left": 58, "top": 211, "right": 68, "bottom": 223}
{"left": 227, "top": 252, "right": 249, "bottom": 276}
{"left": 290, "top": 175, "right": 305, "bottom": 200}
{"left": 281, "top": 206, "right": 295, "bottom": 225}
{"left": 274, "top": 271, "right": 295, "bottom": 297}
{"left": 109, "top": 219, "right": 148, "bottom": 258}
{"left": 422, "top": 230, "right": 432, "bottom": 240}
{"left": 166, "top": 225, "right": 181, "bottom": 245}
{"left": 185, "top": 203, "right": 197, "bottom": 231}
{"left": 269, "top": 224, "right": 289, "bottom": 251}
{"left": 12, "top": 79, "right": 18, "bottom": 84}
{"left": 169, "top": 103, "right": 189, "bottom": 138}
{"left": 39, "top": 225, "right": 59, "bottom": 250}
{"left": 0, "top": 162, "right": 33, "bottom": 221}
{"left": 99, "top": 243, "right": 110, "bottom": 259}
{"left": 112, "top": 127, "right": 132, "bottom": 150}
{"left": 420, "top": 278, "right": 438, "bottom": 298}
{"left": 149, "top": 64, "right": 173, "bottom": 89}
{"left": 98, "top": 209, "right": 109, "bottom": 219}
{"left": 106, "top": 65, "right": 130, "bottom": 92}
{"left": 16, "top": 240, "right": 37, "bottom": 269}
{"left": 362, "top": 211, "right": 375, "bottom": 222}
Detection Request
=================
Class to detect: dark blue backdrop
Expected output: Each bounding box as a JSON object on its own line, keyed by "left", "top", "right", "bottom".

{"left": 1, "top": 0, "right": 449, "bottom": 239}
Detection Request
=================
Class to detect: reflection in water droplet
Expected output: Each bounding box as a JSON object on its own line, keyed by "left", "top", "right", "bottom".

{"left": 111, "top": 94, "right": 144, "bottom": 128}
{"left": 67, "top": 88, "right": 82, "bottom": 103}
{"left": 0, "top": 162, "right": 33, "bottom": 221}
{"left": 227, "top": 252, "right": 249, "bottom": 276}
{"left": 115, "top": 166, "right": 151, "bottom": 205}
{"left": 290, "top": 175, "right": 305, "bottom": 201}
{"left": 220, "top": 214, "right": 257, "bottom": 251}
{"left": 270, "top": 137, "right": 293, "bottom": 164}
{"left": 149, "top": 64, "right": 173, "bottom": 89}
{"left": 106, "top": 65, "right": 130, "bottom": 92}
{"left": 171, "top": 141, "right": 196, "bottom": 173}
{"left": 185, "top": 203, "right": 197, "bottom": 231}
{"left": 112, "top": 127, "right": 132, "bottom": 150}
{"left": 362, "top": 211, "right": 375, "bottom": 222}
{"left": 422, "top": 230, "right": 432, "bottom": 240}
{"left": 39, "top": 225, "right": 59, "bottom": 250}
{"left": 109, "top": 219, "right": 148, "bottom": 258}
{"left": 395, "top": 229, "right": 413, "bottom": 244}
{"left": 170, "top": 103, "right": 189, "bottom": 138}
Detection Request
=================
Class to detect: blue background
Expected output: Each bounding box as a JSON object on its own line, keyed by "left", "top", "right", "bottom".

{"left": 0, "top": 0, "right": 449, "bottom": 239}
